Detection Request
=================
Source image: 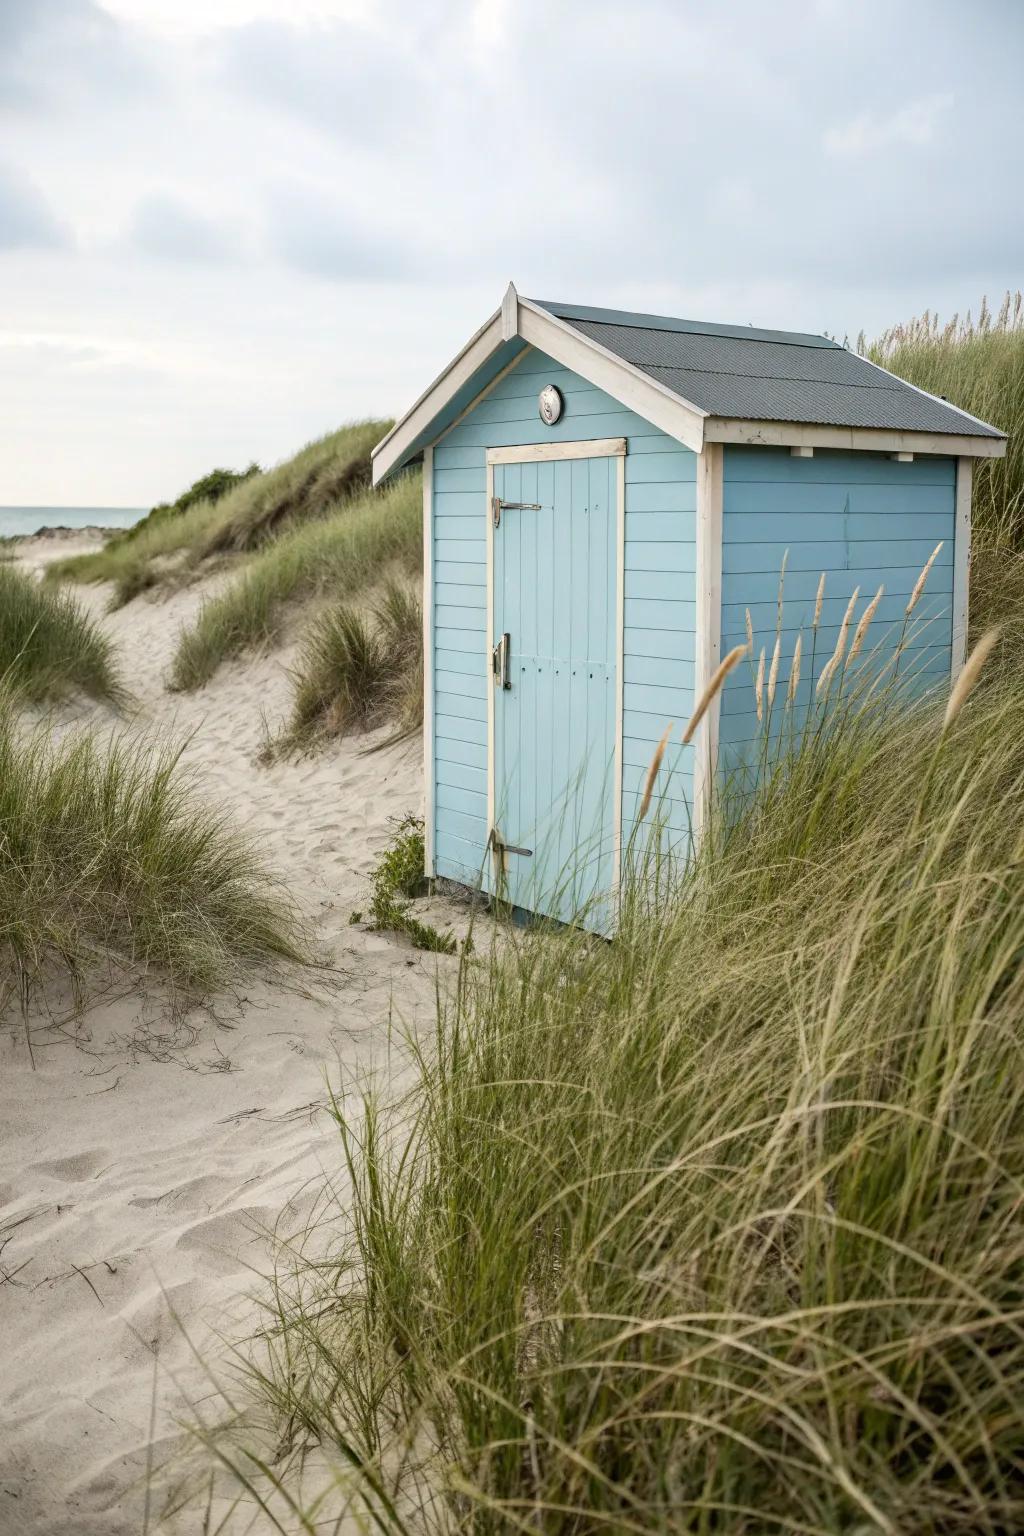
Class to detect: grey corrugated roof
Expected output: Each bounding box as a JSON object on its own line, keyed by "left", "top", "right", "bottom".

{"left": 531, "top": 300, "right": 1004, "bottom": 439}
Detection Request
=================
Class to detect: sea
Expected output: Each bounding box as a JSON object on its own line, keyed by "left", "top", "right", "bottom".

{"left": 0, "top": 506, "right": 146, "bottom": 538}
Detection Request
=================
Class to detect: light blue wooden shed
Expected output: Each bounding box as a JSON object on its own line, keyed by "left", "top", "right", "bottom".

{"left": 372, "top": 285, "right": 1006, "bottom": 926}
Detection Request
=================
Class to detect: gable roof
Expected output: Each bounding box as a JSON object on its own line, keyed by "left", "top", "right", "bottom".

{"left": 372, "top": 285, "right": 1006, "bottom": 483}
{"left": 533, "top": 300, "right": 1004, "bottom": 439}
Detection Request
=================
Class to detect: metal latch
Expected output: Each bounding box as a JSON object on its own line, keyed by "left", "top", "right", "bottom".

{"left": 490, "top": 828, "right": 532, "bottom": 858}
{"left": 491, "top": 496, "right": 541, "bottom": 528}
{"left": 492, "top": 632, "right": 511, "bottom": 689}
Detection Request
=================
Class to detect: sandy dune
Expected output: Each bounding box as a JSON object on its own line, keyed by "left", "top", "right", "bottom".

{"left": 0, "top": 542, "right": 460, "bottom": 1533}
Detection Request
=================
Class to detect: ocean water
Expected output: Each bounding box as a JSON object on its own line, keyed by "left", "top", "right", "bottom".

{"left": 0, "top": 506, "right": 145, "bottom": 538}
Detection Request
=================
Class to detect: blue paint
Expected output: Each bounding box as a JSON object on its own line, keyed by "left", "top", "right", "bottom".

{"left": 430, "top": 347, "right": 698, "bottom": 918}
{"left": 425, "top": 349, "right": 961, "bottom": 925}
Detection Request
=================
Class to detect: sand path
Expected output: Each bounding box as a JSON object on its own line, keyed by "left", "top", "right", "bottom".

{"left": 0, "top": 542, "right": 459, "bottom": 1533}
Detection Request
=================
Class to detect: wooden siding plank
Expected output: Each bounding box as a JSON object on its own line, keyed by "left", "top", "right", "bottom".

{"left": 723, "top": 447, "right": 956, "bottom": 485}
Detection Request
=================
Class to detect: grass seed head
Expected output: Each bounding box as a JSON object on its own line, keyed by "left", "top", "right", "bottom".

{"left": 682, "top": 645, "right": 748, "bottom": 745}
{"left": 638, "top": 723, "right": 673, "bottom": 820}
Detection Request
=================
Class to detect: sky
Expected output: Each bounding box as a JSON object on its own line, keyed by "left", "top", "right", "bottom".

{"left": 0, "top": 0, "right": 1021, "bottom": 506}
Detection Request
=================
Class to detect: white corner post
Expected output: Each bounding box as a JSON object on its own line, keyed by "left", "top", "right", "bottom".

{"left": 693, "top": 441, "right": 723, "bottom": 846}
{"left": 951, "top": 456, "right": 972, "bottom": 680}
{"left": 422, "top": 446, "right": 435, "bottom": 878}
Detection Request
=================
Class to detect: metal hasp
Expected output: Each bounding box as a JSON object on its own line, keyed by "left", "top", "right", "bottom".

{"left": 491, "top": 496, "right": 541, "bottom": 528}
{"left": 490, "top": 828, "right": 532, "bottom": 858}
{"left": 492, "top": 632, "right": 511, "bottom": 690}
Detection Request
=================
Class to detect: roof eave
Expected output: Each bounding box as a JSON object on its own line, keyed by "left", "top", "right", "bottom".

{"left": 703, "top": 417, "right": 1007, "bottom": 458}
{"left": 372, "top": 284, "right": 709, "bottom": 483}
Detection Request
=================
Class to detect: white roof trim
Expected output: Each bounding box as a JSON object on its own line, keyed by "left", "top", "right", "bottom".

{"left": 517, "top": 297, "right": 706, "bottom": 453}
{"left": 372, "top": 283, "right": 708, "bottom": 482}
{"left": 372, "top": 285, "right": 1007, "bottom": 483}
{"left": 703, "top": 418, "right": 1006, "bottom": 458}
{"left": 372, "top": 304, "right": 505, "bottom": 485}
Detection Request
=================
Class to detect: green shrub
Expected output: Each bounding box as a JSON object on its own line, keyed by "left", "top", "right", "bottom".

{"left": 169, "top": 472, "right": 421, "bottom": 691}
{"left": 864, "top": 292, "right": 1024, "bottom": 547}
{"left": 364, "top": 814, "right": 455, "bottom": 953}
{"left": 0, "top": 702, "right": 308, "bottom": 1010}
{"left": 0, "top": 564, "right": 124, "bottom": 704}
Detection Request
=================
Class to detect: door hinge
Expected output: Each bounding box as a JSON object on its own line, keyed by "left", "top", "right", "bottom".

{"left": 492, "top": 632, "right": 511, "bottom": 689}
{"left": 492, "top": 496, "right": 541, "bottom": 528}
{"left": 490, "top": 828, "right": 532, "bottom": 858}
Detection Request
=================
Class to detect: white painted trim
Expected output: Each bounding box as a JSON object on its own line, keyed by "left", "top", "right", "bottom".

{"left": 372, "top": 309, "right": 504, "bottom": 484}
{"left": 704, "top": 417, "right": 1006, "bottom": 459}
{"left": 952, "top": 457, "right": 972, "bottom": 680}
{"left": 433, "top": 348, "right": 529, "bottom": 449}
{"left": 422, "top": 447, "right": 435, "bottom": 878}
{"left": 373, "top": 286, "right": 1007, "bottom": 485}
{"left": 518, "top": 298, "right": 706, "bottom": 454}
{"left": 692, "top": 443, "right": 723, "bottom": 847}
{"left": 501, "top": 281, "right": 518, "bottom": 340}
{"left": 486, "top": 437, "right": 626, "bottom": 465}
{"left": 485, "top": 457, "right": 496, "bottom": 894}
{"left": 612, "top": 451, "right": 625, "bottom": 907}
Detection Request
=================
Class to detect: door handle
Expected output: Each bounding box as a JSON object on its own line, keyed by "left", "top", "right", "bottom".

{"left": 492, "top": 632, "right": 511, "bottom": 689}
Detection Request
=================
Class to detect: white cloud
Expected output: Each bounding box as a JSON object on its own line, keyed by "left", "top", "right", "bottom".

{"left": 824, "top": 92, "right": 955, "bottom": 158}
{"left": 0, "top": 0, "right": 1020, "bottom": 502}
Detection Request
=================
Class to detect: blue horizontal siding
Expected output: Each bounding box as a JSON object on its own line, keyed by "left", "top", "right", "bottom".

{"left": 724, "top": 449, "right": 956, "bottom": 485}
{"left": 721, "top": 445, "right": 957, "bottom": 759}
{"left": 430, "top": 345, "right": 697, "bottom": 891}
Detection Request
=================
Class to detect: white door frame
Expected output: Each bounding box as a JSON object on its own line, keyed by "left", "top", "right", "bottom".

{"left": 485, "top": 437, "right": 627, "bottom": 903}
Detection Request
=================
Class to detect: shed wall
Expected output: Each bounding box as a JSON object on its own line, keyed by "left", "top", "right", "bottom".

{"left": 719, "top": 447, "right": 956, "bottom": 763}
{"left": 430, "top": 347, "right": 698, "bottom": 887}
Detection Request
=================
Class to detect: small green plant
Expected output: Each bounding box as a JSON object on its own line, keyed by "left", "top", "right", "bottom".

{"left": 366, "top": 815, "right": 455, "bottom": 953}
{"left": 0, "top": 564, "right": 124, "bottom": 705}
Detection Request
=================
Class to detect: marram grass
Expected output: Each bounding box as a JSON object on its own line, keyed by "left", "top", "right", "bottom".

{"left": 201, "top": 594, "right": 1024, "bottom": 1532}
{"left": 169, "top": 471, "right": 421, "bottom": 691}
{"left": 46, "top": 420, "right": 390, "bottom": 608}
{"left": 864, "top": 293, "right": 1024, "bottom": 548}
{"left": 0, "top": 563, "right": 124, "bottom": 705}
{"left": 0, "top": 701, "right": 308, "bottom": 1011}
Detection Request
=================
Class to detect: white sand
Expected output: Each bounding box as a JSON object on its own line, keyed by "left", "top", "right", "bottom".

{"left": 0, "top": 545, "right": 462, "bottom": 1533}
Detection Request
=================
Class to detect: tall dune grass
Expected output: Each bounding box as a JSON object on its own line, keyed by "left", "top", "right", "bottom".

{"left": 864, "top": 293, "right": 1024, "bottom": 547}
{"left": 169, "top": 472, "right": 421, "bottom": 691}
{"left": 0, "top": 564, "right": 124, "bottom": 705}
{"left": 208, "top": 591, "right": 1024, "bottom": 1530}
{"left": 47, "top": 421, "right": 390, "bottom": 608}
{"left": 0, "top": 702, "right": 308, "bottom": 1011}
{"left": 275, "top": 580, "right": 423, "bottom": 755}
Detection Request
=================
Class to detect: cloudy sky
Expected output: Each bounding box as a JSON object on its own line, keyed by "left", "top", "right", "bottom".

{"left": 1, "top": 0, "right": 1021, "bottom": 506}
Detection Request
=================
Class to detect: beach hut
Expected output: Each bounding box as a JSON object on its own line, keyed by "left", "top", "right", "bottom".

{"left": 372, "top": 284, "right": 1006, "bottom": 926}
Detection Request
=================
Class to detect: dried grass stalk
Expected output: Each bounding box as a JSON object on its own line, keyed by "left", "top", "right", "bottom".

{"left": 906, "top": 542, "right": 944, "bottom": 617}
{"left": 767, "top": 634, "right": 781, "bottom": 711}
{"left": 849, "top": 585, "right": 884, "bottom": 663}
{"left": 755, "top": 648, "right": 766, "bottom": 723}
{"left": 816, "top": 587, "right": 859, "bottom": 696}
{"left": 943, "top": 629, "right": 1000, "bottom": 729}
{"left": 813, "top": 572, "right": 826, "bottom": 631}
{"left": 682, "top": 645, "right": 748, "bottom": 745}
{"left": 787, "top": 633, "right": 802, "bottom": 705}
{"left": 638, "top": 723, "right": 673, "bottom": 820}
